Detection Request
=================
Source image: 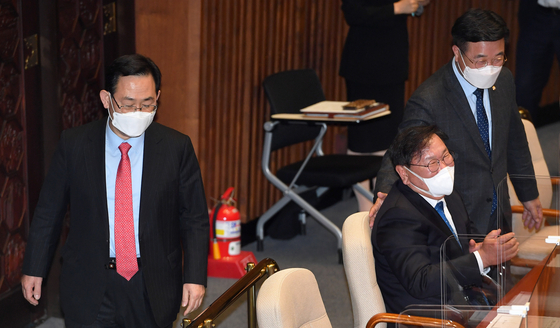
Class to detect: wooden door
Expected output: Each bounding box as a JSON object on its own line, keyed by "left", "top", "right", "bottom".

{"left": 0, "top": 0, "right": 134, "bottom": 325}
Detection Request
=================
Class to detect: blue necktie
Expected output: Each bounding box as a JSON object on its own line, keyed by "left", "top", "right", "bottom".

{"left": 473, "top": 88, "right": 497, "bottom": 215}
{"left": 435, "top": 201, "right": 461, "bottom": 247}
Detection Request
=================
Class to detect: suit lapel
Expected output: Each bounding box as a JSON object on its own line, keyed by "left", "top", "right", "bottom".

{"left": 442, "top": 61, "right": 491, "bottom": 162}
{"left": 487, "top": 81, "right": 506, "bottom": 167}
{"left": 139, "top": 123, "right": 164, "bottom": 239}
{"left": 397, "top": 181, "right": 464, "bottom": 252}
{"left": 445, "top": 192, "right": 471, "bottom": 251}
{"left": 84, "top": 119, "right": 110, "bottom": 232}
{"left": 397, "top": 182, "right": 453, "bottom": 235}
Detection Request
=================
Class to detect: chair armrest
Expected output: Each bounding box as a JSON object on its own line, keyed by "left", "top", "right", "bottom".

{"left": 367, "top": 313, "right": 465, "bottom": 328}
{"left": 551, "top": 177, "right": 559, "bottom": 186}
{"left": 511, "top": 205, "right": 559, "bottom": 219}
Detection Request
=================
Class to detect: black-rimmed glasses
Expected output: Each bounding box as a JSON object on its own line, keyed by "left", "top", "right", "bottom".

{"left": 111, "top": 94, "right": 157, "bottom": 113}
{"left": 460, "top": 50, "right": 507, "bottom": 69}
{"left": 408, "top": 151, "right": 456, "bottom": 173}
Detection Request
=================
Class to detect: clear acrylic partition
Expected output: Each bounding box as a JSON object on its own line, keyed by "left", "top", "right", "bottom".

{"left": 399, "top": 174, "right": 559, "bottom": 327}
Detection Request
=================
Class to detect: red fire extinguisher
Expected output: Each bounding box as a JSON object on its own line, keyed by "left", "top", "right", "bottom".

{"left": 209, "top": 187, "right": 241, "bottom": 260}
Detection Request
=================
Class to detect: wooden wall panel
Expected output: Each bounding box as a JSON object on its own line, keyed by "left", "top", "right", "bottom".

{"left": 135, "top": 1, "right": 202, "bottom": 151}
{"left": 136, "top": 0, "right": 558, "bottom": 223}
{"left": 198, "top": 0, "right": 348, "bottom": 222}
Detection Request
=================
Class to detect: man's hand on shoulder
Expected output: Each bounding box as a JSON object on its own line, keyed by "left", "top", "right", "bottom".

{"left": 182, "top": 283, "right": 206, "bottom": 316}
{"left": 21, "top": 275, "right": 43, "bottom": 306}
{"left": 478, "top": 229, "right": 519, "bottom": 267}
{"left": 369, "top": 192, "right": 387, "bottom": 228}
{"left": 522, "top": 198, "right": 543, "bottom": 230}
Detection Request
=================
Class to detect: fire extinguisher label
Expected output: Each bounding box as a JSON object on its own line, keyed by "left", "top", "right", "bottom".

{"left": 228, "top": 241, "right": 241, "bottom": 256}
{"left": 216, "top": 220, "right": 241, "bottom": 238}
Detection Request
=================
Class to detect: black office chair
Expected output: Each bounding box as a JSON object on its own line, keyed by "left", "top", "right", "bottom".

{"left": 256, "top": 69, "right": 384, "bottom": 262}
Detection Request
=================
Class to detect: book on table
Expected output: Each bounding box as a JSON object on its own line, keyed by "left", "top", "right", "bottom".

{"left": 300, "top": 100, "right": 389, "bottom": 119}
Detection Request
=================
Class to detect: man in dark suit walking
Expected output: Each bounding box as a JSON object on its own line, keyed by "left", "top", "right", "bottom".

{"left": 21, "top": 54, "right": 209, "bottom": 328}
{"left": 372, "top": 125, "right": 518, "bottom": 316}
{"left": 371, "top": 9, "right": 543, "bottom": 235}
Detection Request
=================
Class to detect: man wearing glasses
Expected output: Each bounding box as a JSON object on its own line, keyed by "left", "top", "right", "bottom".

{"left": 372, "top": 125, "right": 519, "bottom": 317}
{"left": 372, "top": 9, "right": 542, "bottom": 237}
{"left": 21, "top": 54, "right": 209, "bottom": 328}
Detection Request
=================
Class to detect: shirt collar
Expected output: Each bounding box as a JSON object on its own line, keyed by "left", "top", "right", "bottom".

{"left": 418, "top": 192, "right": 446, "bottom": 209}
{"left": 451, "top": 57, "right": 478, "bottom": 97}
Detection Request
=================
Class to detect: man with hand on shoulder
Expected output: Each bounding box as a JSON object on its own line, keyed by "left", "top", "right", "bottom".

{"left": 370, "top": 9, "right": 542, "bottom": 236}
{"left": 372, "top": 125, "right": 518, "bottom": 316}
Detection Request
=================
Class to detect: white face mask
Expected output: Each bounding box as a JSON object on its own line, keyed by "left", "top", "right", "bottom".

{"left": 459, "top": 53, "right": 502, "bottom": 89}
{"left": 108, "top": 94, "right": 156, "bottom": 138}
{"left": 405, "top": 166, "right": 455, "bottom": 198}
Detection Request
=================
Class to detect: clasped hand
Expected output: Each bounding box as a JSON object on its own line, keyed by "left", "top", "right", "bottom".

{"left": 469, "top": 229, "right": 519, "bottom": 267}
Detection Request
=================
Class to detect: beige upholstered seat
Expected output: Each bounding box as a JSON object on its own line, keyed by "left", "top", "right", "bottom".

{"left": 342, "top": 211, "right": 387, "bottom": 328}
{"left": 256, "top": 268, "right": 332, "bottom": 328}
{"left": 508, "top": 119, "right": 559, "bottom": 275}
{"left": 342, "top": 212, "right": 468, "bottom": 328}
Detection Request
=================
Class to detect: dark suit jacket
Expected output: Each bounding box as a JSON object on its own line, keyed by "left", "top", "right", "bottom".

{"left": 339, "top": 0, "right": 409, "bottom": 85}
{"left": 374, "top": 60, "right": 539, "bottom": 234}
{"left": 22, "top": 119, "right": 210, "bottom": 327}
{"left": 372, "top": 180, "right": 482, "bottom": 315}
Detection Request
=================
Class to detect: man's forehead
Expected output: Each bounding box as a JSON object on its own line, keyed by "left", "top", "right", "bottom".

{"left": 412, "top": 136, "right": 445, "bottom": 162}
{"left": 464, "top": 39, "right": 505, "bottom": 57}
{"left": 114, "top": 74, "right": 157, "bottom": 95}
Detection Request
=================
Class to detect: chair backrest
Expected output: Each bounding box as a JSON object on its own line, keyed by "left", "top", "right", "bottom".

{"left": 508, "top": 118, "right": 553, "bottom": 238}
{"left": 342, "top": 212, "right": 387, "bottom": 328}
{"left": 262, "top": 69, "right": 325, "bottom": 151}
{"left": 257, "top": 268, "right": 332, "bottom": 328}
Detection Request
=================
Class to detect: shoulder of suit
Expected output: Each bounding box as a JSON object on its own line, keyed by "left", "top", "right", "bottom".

{"left": 60, "top": 118, "right": 106, "bottom": 140}
{"left": 149, "top": 122, "right": 189, "bottom": 137}
{"left": 410, "top": 60, "right": 453, "bottom": 96}
{"left": 496, "top": 65, "right": 515, "bottom": 86}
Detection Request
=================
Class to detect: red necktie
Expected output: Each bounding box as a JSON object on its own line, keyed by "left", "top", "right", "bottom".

{"left": 115, "top": 142, "right": 138, "bottom": 280}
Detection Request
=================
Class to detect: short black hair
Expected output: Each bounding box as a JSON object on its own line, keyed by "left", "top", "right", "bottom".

{"left": 451, "top": 8, "right": 509, "bottom": 53}
{"left": 388, "top": 125, "right": 449, "bottom": 168}
{"left": 105, "top": 54, "right": 161, "bottom": 95}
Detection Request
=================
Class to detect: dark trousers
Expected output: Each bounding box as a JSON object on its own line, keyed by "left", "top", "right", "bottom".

{"left": 345, "top": 79, "right": 405, "bottom": 153}
{"left": 65, "top": 267, "right": 170, "bottom": 328}
{"left": 515, "top": 0, "right": 560, "bottom": 117}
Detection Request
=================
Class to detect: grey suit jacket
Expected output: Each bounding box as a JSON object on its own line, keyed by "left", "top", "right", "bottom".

{"left": 22, "top": 119, "right": 209, "bottom": 327}
{"left": 374, "top": 60, "right": 538, "bottom": 234}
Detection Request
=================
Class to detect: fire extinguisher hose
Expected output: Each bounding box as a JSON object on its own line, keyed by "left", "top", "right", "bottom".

{"left": 211, "top": 202, "right": 223, "bottom": 260}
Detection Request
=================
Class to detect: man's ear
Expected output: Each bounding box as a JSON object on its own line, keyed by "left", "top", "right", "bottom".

{"left": 451, "top": 45, "right": 460, "bottom": 62}
{"left": 99, "top": 90, "right": 111, "bottom": 109}
{"left": 395, "top": 165, "right": 409, "bottom": 185}
{"left": 156, "top": 90, "right": 161, "bottom": 101}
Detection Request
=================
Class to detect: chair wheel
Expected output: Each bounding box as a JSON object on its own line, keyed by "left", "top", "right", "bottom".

{"left": 257, "top": 239, "right": 264, "bottom": 252}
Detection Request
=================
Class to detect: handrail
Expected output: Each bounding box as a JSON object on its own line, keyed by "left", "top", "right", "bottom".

{"left": 182, "top": 258, "right": 279, "bottom": 328}
{"left": 511, "top": 205, "right": 559, "bottom": 218}
{"left": 367, "top": 313, "right": 466, "bottom": 328}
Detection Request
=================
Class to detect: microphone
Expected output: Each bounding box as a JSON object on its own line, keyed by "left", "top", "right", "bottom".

{"left": 411, "top": 5, "right": 424, "bottom": 17}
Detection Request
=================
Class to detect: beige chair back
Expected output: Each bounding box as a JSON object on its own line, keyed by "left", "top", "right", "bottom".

{"left": 508, "top": 119, "right": 557, "bottom": 275}
{"left": 256, "top": 268, "right": 332, "bottom": 328}
{"left": 508, "top": 119, "right": 553, "bottom": 238}
{"left": 342, "top": 211, "right": 387, "bottom": 328}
